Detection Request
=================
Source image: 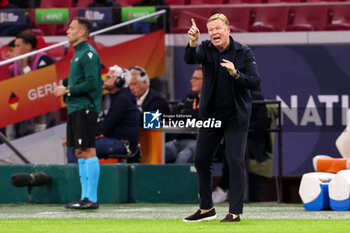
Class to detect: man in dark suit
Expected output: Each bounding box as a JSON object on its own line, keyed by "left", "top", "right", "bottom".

{"left": 183, "top": 14, "right": 261, "bottom": 223}
{"left": 129, "top": 66, "right": 170, "bottom": 115}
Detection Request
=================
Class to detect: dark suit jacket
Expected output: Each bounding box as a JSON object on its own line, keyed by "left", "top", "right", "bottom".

{"left": 96, "top": 88, "right": 140, "bottom": 144}
{"left": 142, "top": 89, "right": 170, "bottom": 115}
{"left": 184, "top": 36, "right": 261, "bottom": 123}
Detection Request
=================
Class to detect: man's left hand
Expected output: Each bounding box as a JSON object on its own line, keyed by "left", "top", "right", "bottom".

{"left": 220, "top": 59, "right": 236, "bottom": 77}
{"left": 54, "top": 86, "right": 67, "bottom": 97}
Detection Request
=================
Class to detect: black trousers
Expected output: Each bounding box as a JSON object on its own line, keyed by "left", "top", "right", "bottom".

{"left": 194, "top": 118, "right": 249, "bottom": 214}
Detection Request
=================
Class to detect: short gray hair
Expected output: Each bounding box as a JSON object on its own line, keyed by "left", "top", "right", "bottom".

{"left": 129, "top": 66, "right": 150, "bottom": 87}
{"left": 109, "top": 65, "right": 131, "bottom": 88}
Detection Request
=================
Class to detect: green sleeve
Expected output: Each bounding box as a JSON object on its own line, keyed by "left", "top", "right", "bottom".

{"left": 70, "top": 52, "right": 100, "bottom": 96}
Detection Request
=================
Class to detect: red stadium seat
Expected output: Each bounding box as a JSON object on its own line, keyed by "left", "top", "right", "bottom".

{"left": 28, "top": 28, "right": 45, "bottom": 36}
{"left": 171, "top": 7, "right": 248, "bottom": 33}
{"left": 0, "top": 44, "right": 11, "bottom": 81}
{"left": 249, "top": 6, "right": 289, "bottom": 32}
{"left": 325, "top": 5, "right": 350, "bottom": 30}
{"left": 190, "top": 0, "right": 225, "bottom": 4}
{"left": 79, "top": 0, "right": 132, "bottom": 7}
{"left": 94, "top": 41, "right": 106, "bottom": 50}
{"left": 171, "top": 8, "right": 212, "bottom": 33}
{"left": 76, "top": 0, "right": 93, "bottom": 7}
{"left": 32, "top": 24, "right": 71, "bottom": 36}
{"left": 124, "top": 0, "right": 141, "bottom": 5}
{"left": 313, "top": 0, "right": 339, "bottom": 1}
{"left": 40, "top": 0, "right": 74, "bottom": 8}
{"left": 33, "top": 24, "right": 59, "bottom": 36}
{"left": 212, "top": 7, "right": 251, "bottom": 32}
{"left": 166, "top": 0, "right": 189, "bottom": 4}
{"left": 35, "top": 35, "right": 47, "bottom": 49}
{"left": 76, "top": 0, "right": 125, "bottom": 7}
{"left": 0, "top": 64, "right": 11, "bottom": 81}
{"left": 171, "top": 6, "right": 251, "bottom": 33}
{"left": 45, "top": 42, "right": 66, "bottom": 60}
{"left": 0, "top": 44, "right": 9, "bottom": 60}
{"left": 286, "top": 5, "right": 328, "bottom": 31}
{"left": 226, "top": 0, "right": 264, "bottom": 3}
{"left": 267, "top": 0, "right": 302, "bottom": 3}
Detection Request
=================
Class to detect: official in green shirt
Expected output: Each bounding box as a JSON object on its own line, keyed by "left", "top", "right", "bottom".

{"left": 54, "top": 17, "right": 102, "bottom": 210}
{"left": 66, "top": 39, "right": 102, "bottom": 115}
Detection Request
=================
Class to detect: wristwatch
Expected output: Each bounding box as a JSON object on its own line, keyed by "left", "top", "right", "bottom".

{"left": 66, "top": 86, "right": 71, "bottom": 96}
{"left": 232, "top": 70, "right": 240, "bottom": 79}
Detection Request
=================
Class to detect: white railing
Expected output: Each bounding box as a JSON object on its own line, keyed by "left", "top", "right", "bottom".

{"left": 0, "top": 9, "right": 166, "bottom": 67}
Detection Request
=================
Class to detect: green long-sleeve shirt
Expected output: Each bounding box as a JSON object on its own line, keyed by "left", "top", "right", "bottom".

{"left": 66, "top": 41, "right": 102, "bottom": 115}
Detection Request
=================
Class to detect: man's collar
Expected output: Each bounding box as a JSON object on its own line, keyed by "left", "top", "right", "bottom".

{"left": 231, "top": 36, "right": 244, "bottom": 51}
{"left": 74, "top": 40, "right": 88, "bottom": 51}
{"left": 137, "top": 88, "right": 150, "bottom": 105}
{"left": 221, "top": 36, "right": 233, "bottom": 53}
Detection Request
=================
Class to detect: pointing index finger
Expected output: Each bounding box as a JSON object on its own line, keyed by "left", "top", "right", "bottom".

{"left": 191, "top": 18, "right": 197, "bottom": 27}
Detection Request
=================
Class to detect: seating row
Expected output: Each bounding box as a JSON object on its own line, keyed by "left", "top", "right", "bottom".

{"left": 38, "top": 0, "right": 350, "bottom": 8}
{"left": 3, "top": 3, "right": 350, "bottom": 35}
{"left": 171, "top": 4, "right": 350, "bottom": 32}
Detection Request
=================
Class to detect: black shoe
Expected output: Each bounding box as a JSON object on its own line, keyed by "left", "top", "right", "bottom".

{"left": 64, "top": 198, "right": 87, "bottom": 209}
{"left": 220, "top": 214, "right": 240, "bottom": 222}
{"left": 183, "top": 208, "right": 217, "bottom": 222}
{"left": 78, "top": 199, "right": 99, "bottom": 209}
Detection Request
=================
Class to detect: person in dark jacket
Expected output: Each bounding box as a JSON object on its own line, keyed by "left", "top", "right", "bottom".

{"left": 67, "top": 65, "right": 140, "bottom": 160}
{"left": 129, "top": 66, "right": 170, "bottom": 115}
{"left": 95, "top": 65, "right": 140, "bottom": 157}
{"left": 183, "top": 13, "right": 261, "bottom": 223}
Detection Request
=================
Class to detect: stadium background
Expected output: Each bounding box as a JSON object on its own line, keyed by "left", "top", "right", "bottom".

{"left": 1, "top": 0, "right": 350, "bottom": 204}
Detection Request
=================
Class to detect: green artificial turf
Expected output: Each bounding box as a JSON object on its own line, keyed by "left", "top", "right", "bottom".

{"left": 0, "top": 219, "right": 349, "bottom": 233}
{"left": 0, "top": 204, "right": 349, "bottom": 232}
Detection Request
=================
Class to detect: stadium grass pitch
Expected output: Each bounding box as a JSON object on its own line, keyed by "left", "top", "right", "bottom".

{"left": 0, "top": 203, "right": 349, "bottom": 233}
{"left": 1, "top": 219, "right": 350, "bottom": 233}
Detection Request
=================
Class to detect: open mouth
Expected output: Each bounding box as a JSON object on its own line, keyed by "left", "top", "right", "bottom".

{"left": 213, "top": 36, "right": 221, "bottom": 42}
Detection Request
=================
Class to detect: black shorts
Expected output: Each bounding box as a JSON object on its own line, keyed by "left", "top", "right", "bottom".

{"left": 67, "top": 109, "right": 97, "bottom": 150}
